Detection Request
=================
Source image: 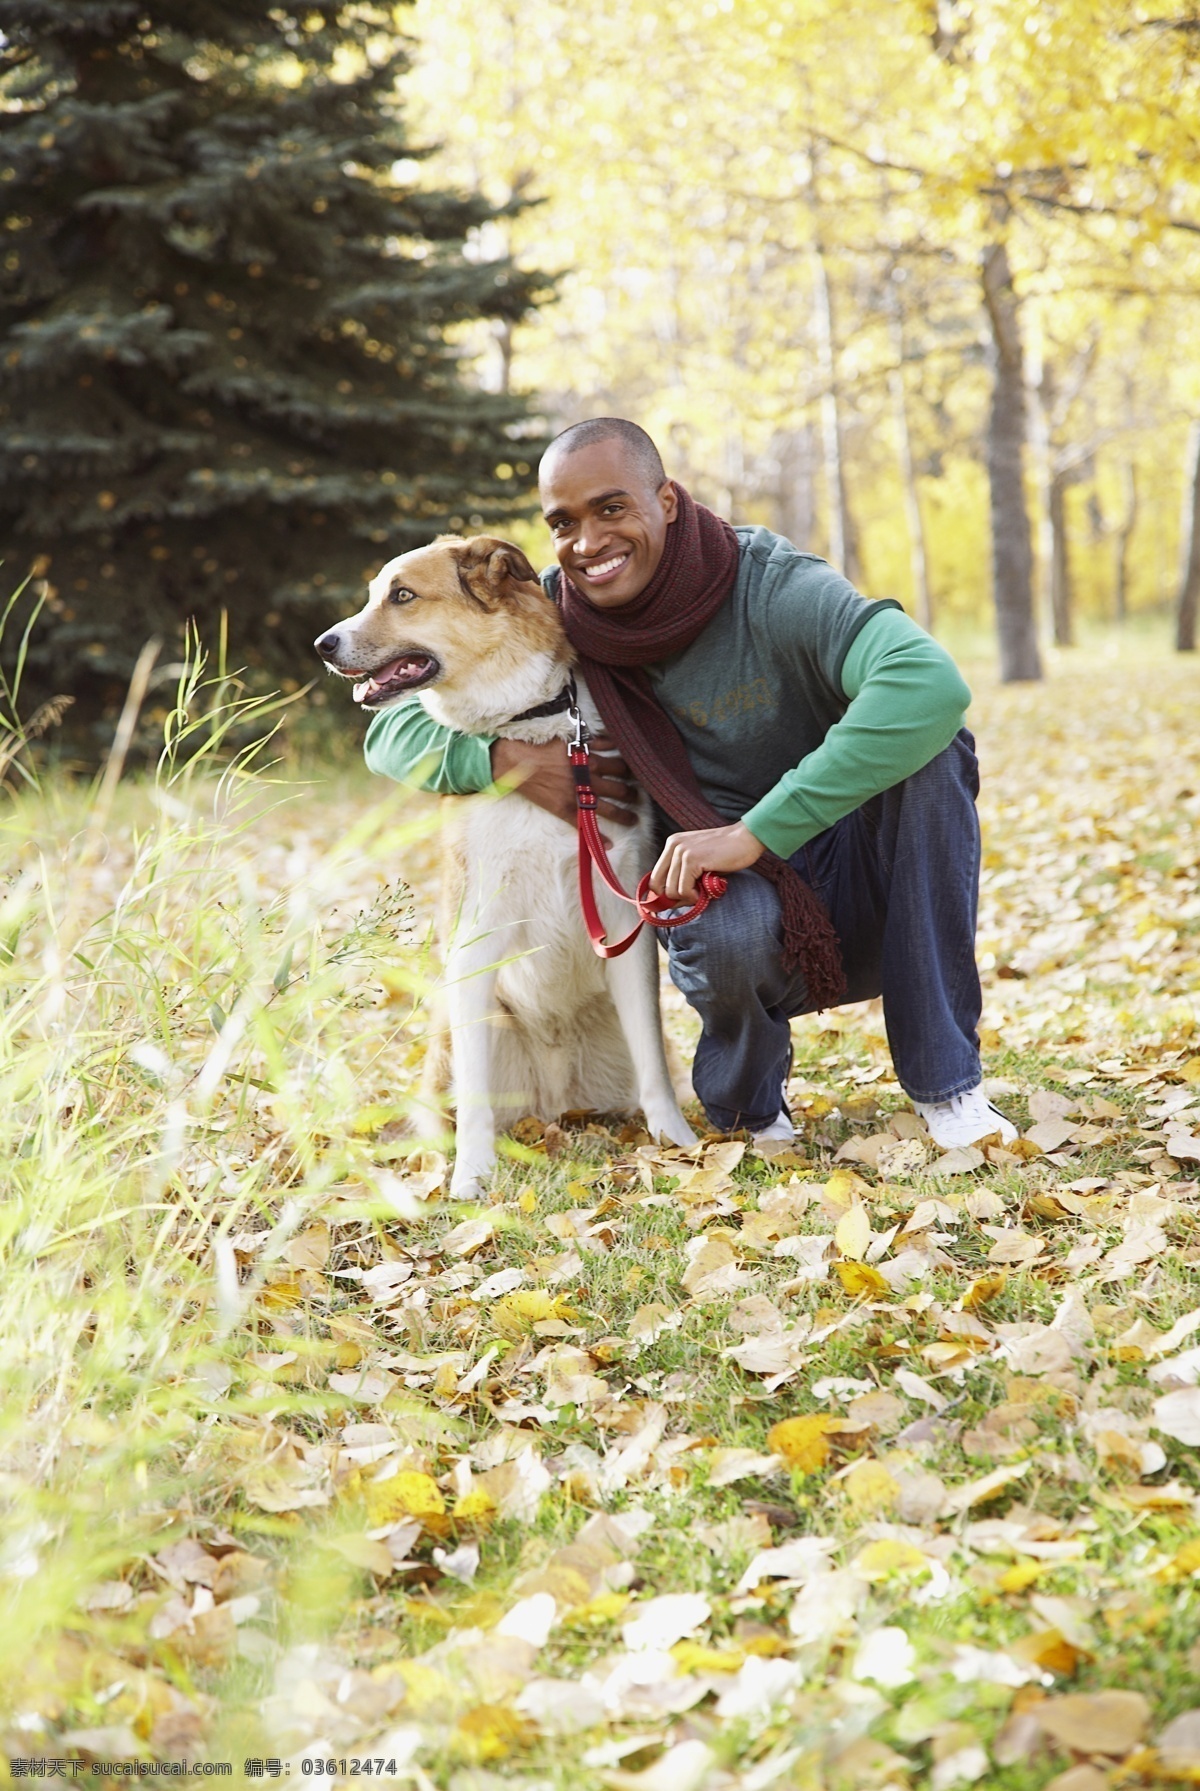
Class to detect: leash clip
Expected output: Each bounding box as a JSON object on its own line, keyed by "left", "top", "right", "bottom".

{"left": 566, "top": 672, "right": 589, "bottom": 752}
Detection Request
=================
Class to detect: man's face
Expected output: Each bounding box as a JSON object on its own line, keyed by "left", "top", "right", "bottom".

{"left": 539, "top": 439, "right": 678, "bottom": 609}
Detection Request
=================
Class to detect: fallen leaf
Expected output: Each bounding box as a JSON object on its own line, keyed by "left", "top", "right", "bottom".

{"left": 1153, "top": 1386, "right": 1200, "bottom": 1445}
{"left": 1037, "top": 1689, "right": 1151, "bottom": 1756}
{"left": 365, "top": 1471, "right": 445, "bottom": 1529}
{"left": 835, "top": 1260, "right": 889, "bottom": 1298}
{"left": 835, "top": 1202, "right": 872, "bottom": 1262}
{"left": 766, "top": 1413, "right": 843, "bottom": 1473}
{"left": 621, "top": 1592, "right": 711, "bottom": 1652}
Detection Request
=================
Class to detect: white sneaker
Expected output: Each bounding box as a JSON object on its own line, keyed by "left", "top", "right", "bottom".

{"left": 913, "top": 1084, "right": 1017, "bottom": 1150}
{"left": 752, "top": 1111, "right": 796, "bottom": 1146}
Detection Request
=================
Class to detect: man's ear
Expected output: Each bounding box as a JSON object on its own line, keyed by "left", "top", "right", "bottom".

{"left": 455, "top": 536, "right": 540, "bottom": 607}
{"left": 660, "top": 480, "right": 680, "bottom": 526}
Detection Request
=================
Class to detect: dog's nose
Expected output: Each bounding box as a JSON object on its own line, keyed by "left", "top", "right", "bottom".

{"left": 314, "top": 630, "right": 340, "bottom": 659}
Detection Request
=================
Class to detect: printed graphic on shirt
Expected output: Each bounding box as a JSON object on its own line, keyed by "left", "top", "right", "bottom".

{"left": 671, "top": 677, "right": 777, "bottom": 730}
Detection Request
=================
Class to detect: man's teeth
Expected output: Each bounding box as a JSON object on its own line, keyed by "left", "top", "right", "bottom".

{"left": 583, "top": 553, "right": 629, "bottom": 579}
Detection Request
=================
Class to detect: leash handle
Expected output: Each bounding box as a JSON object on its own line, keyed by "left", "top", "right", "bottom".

{"left": 567, "top": 710, "right": 726, "bottom": 958}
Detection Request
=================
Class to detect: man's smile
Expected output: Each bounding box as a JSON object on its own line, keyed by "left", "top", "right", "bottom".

{"left": 577, "top": 550, "right": 631, "bottom": 584}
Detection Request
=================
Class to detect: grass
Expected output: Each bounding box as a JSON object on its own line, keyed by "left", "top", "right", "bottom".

{"left": 1, "top": 643, "right": 1199, "bottom": 1788}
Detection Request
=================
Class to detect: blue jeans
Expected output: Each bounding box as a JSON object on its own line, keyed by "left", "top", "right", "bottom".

{"left": 665, "top": 731, "right": 983, "bottom": 1129}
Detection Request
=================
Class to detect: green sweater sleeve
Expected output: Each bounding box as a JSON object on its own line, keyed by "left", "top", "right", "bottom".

{"left": 363, "top": 697, "right": 496, "bottom": 795}
{"left": 740, "top": 607, "right": 971, "bottom": 857}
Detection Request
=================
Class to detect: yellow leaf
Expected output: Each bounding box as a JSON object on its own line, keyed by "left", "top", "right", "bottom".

{"left": 325, "top": 1533, "right": 394, "bottom": 1575}
{"left": 517, "top": 1185, "right": 538, "bottom": 1214}
{"left": 395, "top": 1660, "right": 457, "bottom": 1711}
{"left": 563, "top": 1589, "right": 632, "bottom": 1626}
{"left": 823, "top": 1168, "right": 871, "bottom": 1212}
{"left": 671, "top": 1640, "right": 746, "bottom": 1674}
{"left": 835, "top": 1202, "right": 872, "bottom": 1262}
{"left": 365, "top": 1470, "right": 445, "bottom": 1528}
{"left": 836, "top": 1261, "right": 889, "bottom": 1299}
{"left": 767, "top": 1413, "right": 842, "bottom": 1473}
{"left": 451, "top": 1703, "right": 536, "bottom": 1763}
{"left": 999, "top": 1560, "right": 1047, "bottom": 1594}
{"left": 452, "top": 1487, "right": 498, "bottom": 1527}
{"left": 844, "top": 1460, "right": 900, "bottom": 1511}
{"left": 491, "top": 1289, "right": 571, "bottom": 1339}
{"left": 1159, "top": 1538, "right": 1200, "bottom": 1582}
{"left": 963, "top": 1271, "right": 1007, "bottom": 1310}
{"left": 1180, "top": 1056, "right": 1200, "bottom": 1084}
{"left": 853, "top": 1537, "right": 929, "bottom": 1580}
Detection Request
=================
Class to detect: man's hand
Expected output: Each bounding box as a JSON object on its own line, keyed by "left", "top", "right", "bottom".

{"left": 490, "top": 732, "right": 638, "bottom": 832}
{"left": 650, "top": 821, "right": 765, "bottom": 901}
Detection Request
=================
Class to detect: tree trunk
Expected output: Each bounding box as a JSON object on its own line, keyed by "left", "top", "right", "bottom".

{"left": 774, "top": 424, "right": 817, "bottom": 550}
{"left": 1048, "top": 471, "right": 1073, "bottom": 646}
{"left": 811, "top": 240, "right": 861, "bottom": 586}
{"left": 888, "top": 301, "right": 933, "bottom": 630}
{"left": 1113, "top": 460, "right": 1137, "bottom": 623}
{"left": 1176, "top": 418, "right": 1200, "bottom": 651}
{"left": 981, "top": 241, "right": 1042, "bottom": 681}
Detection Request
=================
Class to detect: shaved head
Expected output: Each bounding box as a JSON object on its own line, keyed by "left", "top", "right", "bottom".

{"left": 541, "top": 417, "right": 666, "bottom": 492}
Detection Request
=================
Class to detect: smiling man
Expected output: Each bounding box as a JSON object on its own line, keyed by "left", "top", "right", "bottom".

{"left": 364, "top": 417, "right": 1015, "bottom": 1151}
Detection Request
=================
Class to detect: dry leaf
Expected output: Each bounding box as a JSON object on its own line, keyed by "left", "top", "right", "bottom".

{"left": 835, "top": 1202, "right": 872, "bottom": 1262}
{"left": 766, "top": 1413, "right": 843, "bottom": 1473}
{"left": 835, "top": 1261, "right": 890, "bottom": 1298}
{"left": 1153, "top": 1386, "right": 1200, "bottom": 1445}
{"left": 1037, "top": 1689, "right": 1150, "bottom": 1756}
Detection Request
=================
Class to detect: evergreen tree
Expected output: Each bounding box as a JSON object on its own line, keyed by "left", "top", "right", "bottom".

{"left": 0, "top": 2, "right": 550, "bottom": 741}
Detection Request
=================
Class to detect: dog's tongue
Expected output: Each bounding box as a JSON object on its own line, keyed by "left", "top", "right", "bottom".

{"left": 353, "top": 653, "right": 433, "bottom": 704}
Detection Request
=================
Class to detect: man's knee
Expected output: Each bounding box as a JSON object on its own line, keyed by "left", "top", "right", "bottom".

{"left": 667, "top": 871, "right": 783, "bottom": 1005}
{"left": 907, "top": 729, "right": 979, "bottom": 804}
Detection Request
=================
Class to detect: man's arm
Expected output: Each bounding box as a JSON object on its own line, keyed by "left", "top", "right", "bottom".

{"left": 363, "top": 695, "right": 638, "bottom": 826}
{"left": 650, "top": 608, "right": 969, "bottom": 897}
{"left": 364, "top": 697, "right": 494, "bottom": 793}
{"left": 740, "top": 606, "right": 970, "bottom": 856}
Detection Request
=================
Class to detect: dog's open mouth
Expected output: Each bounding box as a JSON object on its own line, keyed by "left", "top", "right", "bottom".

{"left": 350, "top": 652, "right": 440, "bottom": 706}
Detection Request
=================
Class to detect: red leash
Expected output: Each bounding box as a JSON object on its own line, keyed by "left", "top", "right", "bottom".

{"left": 567, "top": 686, "right": 726, "bottom": 959}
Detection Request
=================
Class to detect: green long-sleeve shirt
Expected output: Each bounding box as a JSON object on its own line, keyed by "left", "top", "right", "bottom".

{"left": 363, "top": 527, "right": 970, "bottom": 858}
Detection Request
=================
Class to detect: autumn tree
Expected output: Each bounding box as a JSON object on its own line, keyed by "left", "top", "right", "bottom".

{"left": 0, "top": 1, "right": 549, "bottom": 740}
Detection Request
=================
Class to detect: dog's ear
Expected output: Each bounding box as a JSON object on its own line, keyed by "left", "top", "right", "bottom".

{"left": 455, "top": 536, "right": 540, "bottom": 608}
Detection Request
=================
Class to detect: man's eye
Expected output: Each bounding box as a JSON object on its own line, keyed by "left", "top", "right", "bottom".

{"left": 389, "top": 587, "right": 416, "bottom": 604}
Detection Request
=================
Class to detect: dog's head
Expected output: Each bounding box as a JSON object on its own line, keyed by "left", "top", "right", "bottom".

{"left": 314, "top": 535, "right": 560, "bottom": 711}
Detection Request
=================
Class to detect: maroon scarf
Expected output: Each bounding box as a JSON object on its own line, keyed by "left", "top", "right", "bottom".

{"left": 559, "top": 484, "right": 845, "bottom": 1009}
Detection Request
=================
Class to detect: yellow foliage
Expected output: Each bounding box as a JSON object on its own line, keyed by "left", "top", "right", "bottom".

{"left": 836, "top": 1261, "right": 890, "bottom": 1299}
{"left": 365, "top": 1470, "right": 445, "bottom": 1528}
{"left": 844, "top": 1460, "right": 900, "bottom": 1511}
{"left": 853, "top": 1538, "right": 929, "bottom": 1580}
{"left": 767, "top": 1413, "right": 843, "bottom": 1473}
{"left": 491, "top": 1289, "right": 572, "bottom": 1339}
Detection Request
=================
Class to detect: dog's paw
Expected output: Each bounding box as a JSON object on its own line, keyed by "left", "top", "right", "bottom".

{"left": 645, "top": 1107, "right": 698, "bottom": 1150}
{"left": 450, "top": 1160, "right": 494, "bottom": 1201}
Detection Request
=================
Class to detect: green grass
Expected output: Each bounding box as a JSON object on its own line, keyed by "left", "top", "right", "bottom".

{"left": 1, "top": 648, "right": 1199, "bottom": 1786}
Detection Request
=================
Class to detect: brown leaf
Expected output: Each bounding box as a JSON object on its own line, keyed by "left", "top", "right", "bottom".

{"left": 1037, "top": 1689, "right": 1151, "bottom": 1756}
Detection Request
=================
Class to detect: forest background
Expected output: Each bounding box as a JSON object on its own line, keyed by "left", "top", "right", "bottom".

{"left": 407, "top": 0, "right": 1200, "bottom": 684}
{"left": 3, "top": 0, "right": 1200, "bottom": 741}
{"left": 6, "top": 4, "right": 1200, "bottom": 1787}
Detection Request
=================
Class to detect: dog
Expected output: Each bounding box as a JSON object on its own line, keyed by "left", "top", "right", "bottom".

{"left": 314, "top": 534, "right": 697, "bottom": 1197}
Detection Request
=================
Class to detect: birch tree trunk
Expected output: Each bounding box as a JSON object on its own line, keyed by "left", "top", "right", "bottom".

{"left": 888, "top": 299, "right": 932, "bottom": 631}
{"left": 811, "top": 238, "right": 861, "bottom": 586}
{"left": 1048, "top": 470, "right": 1073, "bottom": 646}
{"left": 1175, "top": 418, "right": 1200, "bottom": 652}
{"left": 981, "top": 241, "right": 1042, "bottom": 682}
{"left": 1113, "top": 460, "right": 1137, "bottom": 623}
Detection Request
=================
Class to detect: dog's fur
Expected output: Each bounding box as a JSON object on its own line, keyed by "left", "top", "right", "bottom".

{"left": 316, "top": 535, "right": 697, "bottom": 1197}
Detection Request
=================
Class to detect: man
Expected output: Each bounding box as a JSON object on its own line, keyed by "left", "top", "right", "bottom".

{"left": 365, "top": 418, "right": 1015, "bottom": 1151}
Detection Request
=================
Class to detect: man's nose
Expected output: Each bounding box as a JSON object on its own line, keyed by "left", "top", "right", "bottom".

{"left": 575, "top": 522, "right": 611, "bottom": 557}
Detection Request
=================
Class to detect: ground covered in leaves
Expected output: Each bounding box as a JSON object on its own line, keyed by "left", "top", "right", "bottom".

{"left": 2, "top": 648, "right": 1200, "bottom": 1789}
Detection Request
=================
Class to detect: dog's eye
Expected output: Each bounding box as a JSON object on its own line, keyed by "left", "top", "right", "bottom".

{"left": 388, "top": 586, "right": 417, "bottom": 605}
